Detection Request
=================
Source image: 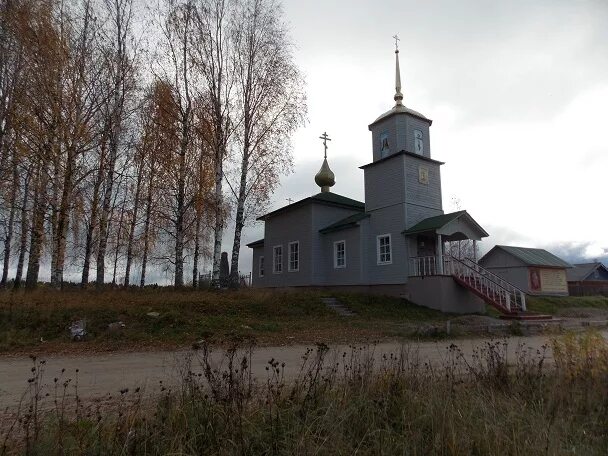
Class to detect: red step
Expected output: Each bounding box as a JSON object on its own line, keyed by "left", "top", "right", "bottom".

{"left": 499, "top": 313, "right": 553, "bottom": 321}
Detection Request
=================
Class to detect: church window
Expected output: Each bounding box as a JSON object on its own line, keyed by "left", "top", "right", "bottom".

{"left": 259, "top": 256, "right": 265, "bottom": 277}
{"left": 273, "top": 246, "right": 283, "bottom": 273}
{"left": 288, "top": 241, "right": 299, "bottom": 272}
{"left": 334, "top": 241, "right": 346, "bottom": 268}
{"left": 377, "top": 234, "right": 392, "bottom": 265}
{"left": 380, "top": 133, "right": 390, "bottom": 158}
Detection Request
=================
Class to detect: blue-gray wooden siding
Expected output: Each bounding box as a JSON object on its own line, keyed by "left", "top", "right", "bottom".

{"left": 370, "top": 113, "right": 431, "bottom": 161}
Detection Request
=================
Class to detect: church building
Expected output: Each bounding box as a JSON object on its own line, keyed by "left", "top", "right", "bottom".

{"left": 247, "top": 43, "right": 527, "bottom": 315}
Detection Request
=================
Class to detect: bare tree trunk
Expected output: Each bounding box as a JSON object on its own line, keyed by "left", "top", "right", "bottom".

{"left": 192, "top": 210, "right": 201, "bottom": 288}
{"left": 0, "top": 153, "right": 18, "bottom": 286}
{"left": 96, "top": 145, "right": 117, "bottom": 288}
{"left": 25, "top": 166, "right": 46, "bottom": 290}
{"left": 48, "top": 162, "right": 60, "bottom": 288}
{"left": 139, "top": 161, "right": 155, "bottom": 288}
{"left": 51, "top": 152, "right": 75, "bottom": 289}
{"left": 174, "top": 139, "right": 187, "bottom": 288}
{"left": 81, "top": 159, "right": 104, "bottom": 286}
{"left": 111, "top": 187, "right": 127, "bottom": 285}
{"left": 124, "top": 154, "right": 144, "bottom": 287}
{"left": 211, "top": 153, "right": 223, "bottom": 287}
{"left": 13, "top": 171, "right": 30, "bottom": 289}
{"left": 229, "top": 136, "right": 249, "bottom": 288}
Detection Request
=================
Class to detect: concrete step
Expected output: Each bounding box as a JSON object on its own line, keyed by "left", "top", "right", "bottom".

{"left": 321, "top": 297, "right": 355, "bottom": 317}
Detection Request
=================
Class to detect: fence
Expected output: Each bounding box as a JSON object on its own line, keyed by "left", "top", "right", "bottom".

{"left": 568, "top": 281, "right": 608, "bottom": 297}
{"left": 198, "top": 272, "right": 252, "bottom": 288}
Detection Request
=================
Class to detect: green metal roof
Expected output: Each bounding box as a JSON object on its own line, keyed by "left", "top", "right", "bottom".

{"left": 319, "top": 212, "right": 370, "bottom": 234}
{"left": 310, "top": 192, "right": 364, "bottom": 209}
{"left": 402, "top": 211, "right": 467, "bottom": 234}
{"left": 359, "top": 150, "right": 444, "bottom": 170}
{"left": 491, "top": 245, "right": 572, "bottom": 268}
{"left": 246, "top": 239, "right": 264, "bottom": 248}
{"left": 257, "top": 192, "right": 364, "bottom": 221}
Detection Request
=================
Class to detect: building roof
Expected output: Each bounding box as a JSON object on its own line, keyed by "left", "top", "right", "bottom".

{"left": 246, "top": 239, "right": 264, "bottom": 248}
{"left": 402, "top": 210, "right": 489, "bottom": 238}
{"left": 403, "top": 211, "right": 466, "bottom": 234}
{"left": 483, "top": 245, "right": 572, "bottom": 268}
{"left": 368, "top": 104, "right": 432, "bottom": 128}
{"left": 257, "top": 192, "right": 364, "bottom": 221}
{"left": 319, "top": 212, "right": 370, "bottom": 234}
{"left": 359, "top": 150, "right": 444, "bottom": 170}
{"left": 566, "top": 262, "right": 608, "bottom": 281}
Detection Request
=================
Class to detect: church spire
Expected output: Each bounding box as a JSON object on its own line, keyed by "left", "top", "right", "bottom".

{"left": 315, "top": 132, "right": 335, "bottom": 193}
{"left": 393, "top": 34, "right": 403, "bottom": 106}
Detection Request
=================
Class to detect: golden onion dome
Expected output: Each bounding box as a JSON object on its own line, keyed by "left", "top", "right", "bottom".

{"left": 315, "top": 157, "right": 335, "bottom": 193}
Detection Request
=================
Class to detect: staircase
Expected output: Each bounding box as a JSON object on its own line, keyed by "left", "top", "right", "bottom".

{"left": 444, "top": 256, "right": 550, "bottom": 320}
{"left": 321, "top": 297, "right": 355, "bottom": 317}
{"left": 410, "top": 255, "right": 554, "bottom": 319}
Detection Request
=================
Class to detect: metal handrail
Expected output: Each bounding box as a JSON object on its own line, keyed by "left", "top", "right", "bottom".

{"left": 444, "top": 255, "right": 526, "bottom": 312}
{"left": 460, "top": 257, "right": 526, "bottom": 294}
{"left": 409, "top": 255, "right": 526, "bottom": 312}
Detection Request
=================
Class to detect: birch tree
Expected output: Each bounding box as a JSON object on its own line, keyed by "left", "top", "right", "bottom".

{"left": 227, "top": 0, "right": 305, "bottom": 287}
{"left": 95, "top": 0, "right": 137, "bottom": 287}
{"left": 191, "top": 0, "right": 234, "bottom": 288}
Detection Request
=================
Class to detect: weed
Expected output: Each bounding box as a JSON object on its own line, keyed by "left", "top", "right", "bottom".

{"left": 2, "top": 333, "right": 608, "bottom": 454}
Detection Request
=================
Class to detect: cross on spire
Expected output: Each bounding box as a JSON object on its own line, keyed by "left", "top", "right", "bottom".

{"left": 393, "top": 34, "right": 404, "bottom": 106}
{"left": 319, "top": 132, "right": 331, "bottom": 159}
{"left": 392, "top": 34, "right": 400, "bottom": 52}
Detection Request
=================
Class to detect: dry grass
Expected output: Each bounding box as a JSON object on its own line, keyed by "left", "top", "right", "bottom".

{"left": 0, "top": 288, "right": 449, "bottom": 353}
{"left": 527, "top": 295, "right": 608, "bottom": 315}
{"left": 2, "top": 332, "right": 607, "bottom": 455}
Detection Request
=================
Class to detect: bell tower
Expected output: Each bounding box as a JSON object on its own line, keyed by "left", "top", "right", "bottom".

{"left": 368, "top": 36, "right": 433, "bottom": 162}
{"left": 362, "top": 38, "right": 444, "bottom": 240}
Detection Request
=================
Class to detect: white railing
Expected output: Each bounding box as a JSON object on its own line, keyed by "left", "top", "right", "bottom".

{"left": 409, "top": 255, "right": 526, "bottom": 313}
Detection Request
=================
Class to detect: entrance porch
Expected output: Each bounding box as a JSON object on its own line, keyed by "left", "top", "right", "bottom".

{"left": 404, "top": 210, "right": 488, "bottom": 276}
{"left": 402, "top": 211, "right": 528, "bottom": 315}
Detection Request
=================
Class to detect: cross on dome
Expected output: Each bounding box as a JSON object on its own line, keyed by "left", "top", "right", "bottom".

{"left": 319, "top": 132, "right": 331, "bottom": 159}
{"left": 315, "top": 131, "right": 335, "bottom": 192}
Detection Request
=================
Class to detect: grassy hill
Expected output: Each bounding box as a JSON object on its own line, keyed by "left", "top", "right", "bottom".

{"left": 0, "top": 288, "right": 449, "bottom": 353}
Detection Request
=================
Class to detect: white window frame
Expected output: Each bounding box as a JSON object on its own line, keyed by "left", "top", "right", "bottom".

{"left": 334, "top": 240, "right": 346, "bottom": 269}
{"left": 259, "top": 256, "right": 265, "bottom": 278}
{"left": 273, "top": 245, "right": 283, "bottom": 274}
{"left": 377, "top": 234, "right": 392, "bottom": 265}
{"left": 288, "top": 241, "right": 299, "bottom": 272}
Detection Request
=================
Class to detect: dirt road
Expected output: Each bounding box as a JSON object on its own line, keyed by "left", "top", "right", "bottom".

{"left": 1, "top": 333, "right": 602, "bottom": 409}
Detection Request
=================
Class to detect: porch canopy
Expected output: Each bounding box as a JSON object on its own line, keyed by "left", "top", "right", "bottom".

{"left": 402, "top": 210, "right": 489, "bottom": 275}
{"left": 403, "top": 210, "right": 489, "bottom": 242}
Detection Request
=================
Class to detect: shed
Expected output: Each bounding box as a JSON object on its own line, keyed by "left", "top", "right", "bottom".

{"left": 479, "top": 245, "right": 572, "bottom": 296}
{"left": 566, "top": 262, "right": 608, "bottom": 296}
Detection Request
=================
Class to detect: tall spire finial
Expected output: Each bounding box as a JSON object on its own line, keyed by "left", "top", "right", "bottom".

{"left": 392, "top": 34, "right": 404, "bottom": 106}
{"left": 319, "top": 132, "right": 331, "bottom": 159}
{"left": 315, "top": 132, "right": 335, "bottom": 193}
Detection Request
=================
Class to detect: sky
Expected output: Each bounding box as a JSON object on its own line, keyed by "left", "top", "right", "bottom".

{"left": 232, "top": 0, "right": 608, "bottom": 275}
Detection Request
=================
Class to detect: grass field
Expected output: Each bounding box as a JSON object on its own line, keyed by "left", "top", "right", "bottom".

{"left": 0, "top": 288, "right": 449, "bottom": 353}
